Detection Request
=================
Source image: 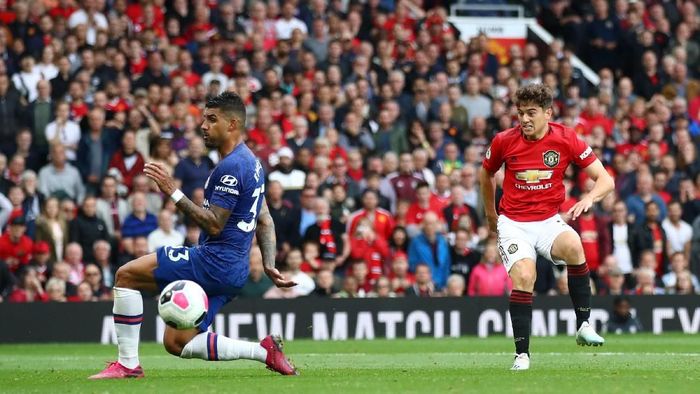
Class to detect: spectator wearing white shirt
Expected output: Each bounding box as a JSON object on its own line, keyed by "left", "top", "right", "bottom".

{"left": 662, "top": 252, "right": 700, "bottom": 290}
{"left": 12, "top": 55, "right": 42, "bottom": 103}
{"left": 147, "top": 210, "right": 185, "bottom": 252}
{"left": 274, "top": 2, "right": 307, "bottom": 40}
{"left": 661, "top": 201, "right": 693, "bottom": 262}
{"left": 67, "top": 0, "right": 108, "bottom": 45}
{"left": 36, "top": 46, "right": 59, "bottom": 81}
{"left": 201, "top": 55, "right": 229, "bottom": 95}
{"left": 45, "top": 101, "right": 81, "bottom": 161}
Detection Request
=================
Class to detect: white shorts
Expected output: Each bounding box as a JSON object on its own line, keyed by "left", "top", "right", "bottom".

{"left": 496, "top": 214, "right": 576, "bottom": 272}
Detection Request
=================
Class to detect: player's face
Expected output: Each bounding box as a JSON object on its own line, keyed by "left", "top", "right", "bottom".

{"left": 517, "top": 103, "right": 551, "bottom": 140}
{"left": 200, "top": 108, "right": 236, "bottom": 148}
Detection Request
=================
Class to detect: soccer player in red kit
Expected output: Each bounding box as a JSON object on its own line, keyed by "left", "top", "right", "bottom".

{"left": 480, "top": 84, "right": 615, "bottom": 370}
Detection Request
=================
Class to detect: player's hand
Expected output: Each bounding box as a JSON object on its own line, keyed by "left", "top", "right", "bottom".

{"left": 144, "top": 162, "right": 176, "bottom": 196}
{"left": 264, "top": 267, "right": 297, "bottom": 288}
{"left": 568, "top": 196, "right": 594, "bottom": 221}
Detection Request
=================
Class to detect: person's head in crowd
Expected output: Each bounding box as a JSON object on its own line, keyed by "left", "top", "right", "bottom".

{"left": 81, "top": 196, "right": 97, "bottom": 218}
{"left": 8, "top": 185, "right": 25, "bottom": 209}
{"left": 248, "top": 246, "right": 264, "bottom": 282}
{"left": 639, "top": 250, "right": 657, "bottom": 272}
{"left": 187, "top": 135, "right": 205, "bottom": 161}
{"left": 16, "top": 129, "right": 32, "bottom": 155}
{"left": 373, "top": 276, "right": 392, "bottom": 298}
{"left": 421, "top": 211, "right": 441, "bottom": 241}
{"left": 382, "top": 151, "right": 398, "bottom": 175}
{"left": 49, "top": 143, "right": 67, "bottom": 168}
{"left": 360, "top": 188, "right": 379, "bottom": 212}
{"left": 313, "top": 196, "right": 331, "bottom": 220}
{"left": 481, "top": 241, "right": 499, "bottom": 265}
{"left": 606, "top": 264, "right": 625, "bottom": 293}
{"left": 37, "top": 79, "right": 51, "bottom": 100}
{"left": 669, "top": 252, "right": 688, "bottom": 274}
{"left": 190, "top": 187, "right": 205, "bottom": 207}
{"left": 644, "top": 200, "right": 661, "bottom": 224}
{"left": 120, "top": 130, "right": 137, "bottom": 155}
{"left": 296, "top": 147, "right": 313, "bottom": 171}
{"left": 414, "top": 263, "right": 432, "bottom": 285}
{"left": 285, "top": 248, "right": 303, "bottom": 273}
{"left": 266, "top": 180, "right": 284, "bottom": 204}
{"left": 92, "top": 239, "right": 111, "bottom": 266}
{"left": 635, "top": 267, "right": 658, "bottom": 294}
{"left": 315, "top": 269, "right": 335, "bottom": 294}
{"left": 276, "top": 146, "right": 294, "bottom": 171}
{"left": 398, "top": 152, "right": 414, "bottom": 175}
{"left": 64, "top": 243, "right": 84, "bottom": 266}
{"left": 133, "top": 236, "right": 149, "bottom": 258}
{"left": 130, "top": 191, "right": 148, "bottom": 216}
{"left": 435, "top": 173, "right": 451, "bottom": 195}
{"left": 389, "top": 226, "right": 409, "bottom": 250}
{"left": 157, "top": 210, "right": 174, "bottom": 233}
{"left": 32, "top": 241, "right": 52, "bottom": 267}
{"left": 51, "top": 261, "right": 70, "bottom": 282}
{"left": 131, "top": 175, "right": 151, "bottom": 195}
{"left": 77, "top": 281, "right": 96, "bottom": 302}
{"left": 674, "top": 270, "right": 695, "bottom": 295}
{"left": 8, "top": 215, "right": 27, "bottom": 242}
{"left": 415, "top": 181, "right": 432, "bottom": 206}
{"left": 46, "top": 277, "right": 67, "bottom": 302}
{"left": 445, "top": 274, "right": 465, "bottom": 297}
{"left": 350, "top": 259, "right": 368, "bottom": 285}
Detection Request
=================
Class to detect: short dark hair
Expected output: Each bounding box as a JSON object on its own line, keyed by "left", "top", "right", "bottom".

{"left": 206, "top": 91, "right": 246, "bottom": 127}
{"left": 514, "top": 84, "right": 553, "bottom": 109}
{"left": 415, "top": 181, "right": 430, "bottom": 191}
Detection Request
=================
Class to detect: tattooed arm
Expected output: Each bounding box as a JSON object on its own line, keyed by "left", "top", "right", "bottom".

{"left": 144, "top": 161, "right": 229, "bottom": 236}
{"left": 257, "top": 197, "right": 296, "bottom": 288}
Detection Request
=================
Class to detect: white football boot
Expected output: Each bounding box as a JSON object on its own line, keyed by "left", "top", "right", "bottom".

{"left": 576, "top": 321, "right": 605, "bottom": 346}
{"left": 510, "top": 353, "right": 530, "bottom": 371}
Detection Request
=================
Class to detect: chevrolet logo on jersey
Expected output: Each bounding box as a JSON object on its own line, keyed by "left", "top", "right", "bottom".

{"left": 515, "top": 170, "right": 553, "bottom": 183}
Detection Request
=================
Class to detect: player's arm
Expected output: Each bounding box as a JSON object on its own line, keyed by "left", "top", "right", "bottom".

{"left": 479, "top": 167, "right": 499, "bottom": 235}
{"left": 257, "top": 197, "right": 297, "bottom": 288}
{"left": 480, "top": 139, "right": 504, "bottom": 235}
{"left": 568, "top": 159, "right": 615, "bottom": 220}
{"left": 144, "top": 162, "right": 229, "bottom": 236}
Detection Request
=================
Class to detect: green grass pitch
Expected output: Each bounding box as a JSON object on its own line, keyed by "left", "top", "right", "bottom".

{"left": 1, "top": 334, "right": 699, "bottom": 393}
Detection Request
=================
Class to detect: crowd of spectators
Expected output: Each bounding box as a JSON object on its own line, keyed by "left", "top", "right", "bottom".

{"left": 1, "top": 0, "right": 700, "bottom": 304}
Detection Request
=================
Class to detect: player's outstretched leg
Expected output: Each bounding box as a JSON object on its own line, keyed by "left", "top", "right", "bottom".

{"left": 89, "top": 254, "right": 160, "bottom": 379}
{"left": 568, "top": 263, "right": 605, "bottom": 346}
{"left": 508, "top": 258, "right": 536, "bottom": 371}
{"left": 552, "top": 232, "right": 605, "bottom": 347}
{"left": 170, "top": 327, "right": 298, "bottom": 375}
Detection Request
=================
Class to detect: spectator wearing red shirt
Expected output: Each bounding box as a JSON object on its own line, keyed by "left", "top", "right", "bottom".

{"left": 0, "top": 215, "right": 34, "bottom": 273}
{"left": 108, "top": 130, "right": 145, "bottom": 192}
{"left": 349, "top": 218, "right": 389, "bottom": 283}
{"left": 8, "top": 266, "right": 47, "bottom": 303}
{"left": 406, "top": 181, "right": 445, "bottom": 237}
{"left": 388, "top": 252, "right": 415, "bottom": 294}
{"left": 443, "top": 185, "right": 480, "bottom": 232}
{"left": 169, "top": 51, "right": 201, "bottom": 88}
{"left": 347, "top": 189, "right": 395, "bottom": 243}
{"left": 570, "top": 208, "right": 611, "bottom": 274}
{"left": 468, "top": 242, "right": 512, "bottom": 297}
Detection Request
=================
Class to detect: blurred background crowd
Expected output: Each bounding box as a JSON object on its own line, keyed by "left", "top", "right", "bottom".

{"left": 0, "top": 0, "right": 699, "bottom": 303}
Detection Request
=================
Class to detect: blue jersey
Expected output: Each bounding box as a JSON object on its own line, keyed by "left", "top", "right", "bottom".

{"left": 197, "top": 142, "right": 265, "bottom": 283}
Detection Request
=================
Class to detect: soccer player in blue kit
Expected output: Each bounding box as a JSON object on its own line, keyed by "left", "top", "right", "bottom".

{"left": 90, "top": 92, "right": 298, "bottom": 379}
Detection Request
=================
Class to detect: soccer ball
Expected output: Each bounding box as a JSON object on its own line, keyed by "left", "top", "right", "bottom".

{"left": 158, "top": 280, "right": 209, "bottom": 330}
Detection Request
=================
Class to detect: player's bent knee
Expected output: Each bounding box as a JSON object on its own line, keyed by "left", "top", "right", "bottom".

{"left": 114, "top": 265, "right": 133, "bottom": 288}
{"left": 163, "top": 339, "right": 184, "bottom": 356}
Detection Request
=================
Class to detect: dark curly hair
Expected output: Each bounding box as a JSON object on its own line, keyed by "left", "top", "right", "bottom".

{"left": 206, "top": 91, "right": 247, "bottom": 126}
{"left": 514, "top": 84, "right": 554, "bottom": 109}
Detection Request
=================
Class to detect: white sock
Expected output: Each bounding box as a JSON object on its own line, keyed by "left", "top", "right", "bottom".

{"left": 180, "top": 332, "right": 267, "bottom": 362}
{"left": 113, "top": 287, "right": 143, "bottom": 369}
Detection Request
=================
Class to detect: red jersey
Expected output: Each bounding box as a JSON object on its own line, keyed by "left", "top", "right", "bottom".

{"left": 482, "top": 122, "right": 597, "bottom": 222}
{"left": 405, "top": 199, "right": 446, "bottom": 225}
{"left": 0, "top": 233, "right": 34, "bottom": 272}
{"left": 347, "top": 208, "right": 395, "bottom": 242}
{"left": 578, "top": 215, "right": 600, "bottom": 271}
